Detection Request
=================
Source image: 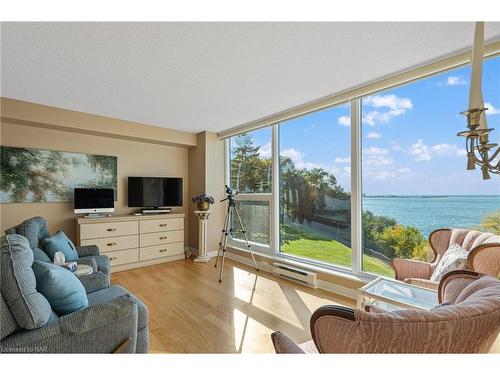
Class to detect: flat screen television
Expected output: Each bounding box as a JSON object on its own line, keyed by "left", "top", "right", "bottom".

{"left": 74, "top": 188, "right": 115, "bottom": 215}
{"left": 128, "top": 177, "right": 183, "bottom": 208}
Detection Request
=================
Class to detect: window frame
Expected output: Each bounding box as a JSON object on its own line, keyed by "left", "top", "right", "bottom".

{"left": 225, "top": 138, "right": 274, "bottom": 255}
{"left": 223, "top": 48, "right": 500, "bottom": 279}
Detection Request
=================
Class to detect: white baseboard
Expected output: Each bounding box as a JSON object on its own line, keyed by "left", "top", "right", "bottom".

{"left": 207, "top": 250, "right": 219, "bottom": 258}
{"left": 225, "top": 250, "right": 357, "bottom": 301}
{"left": 225, "top": 251, "right": 273, "bottom": 272}
{"left": 316, "top": 280, "right": 359, "bottom": 300}
{"left": 185, "top": 247, "right": 219, "bottom": 259}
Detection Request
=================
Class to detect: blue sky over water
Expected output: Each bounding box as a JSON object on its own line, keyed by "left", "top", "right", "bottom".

{"left": 236, "top": 55, "right": 500, "bottom": 196}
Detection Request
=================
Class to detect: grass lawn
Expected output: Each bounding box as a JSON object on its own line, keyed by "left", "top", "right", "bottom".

{"left": 281, "top": 238, "right": 395, "bottom": 277}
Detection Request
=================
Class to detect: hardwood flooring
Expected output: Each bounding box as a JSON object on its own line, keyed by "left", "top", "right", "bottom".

{"left": 112, "top": 257, "right": 354, "bottom": 353}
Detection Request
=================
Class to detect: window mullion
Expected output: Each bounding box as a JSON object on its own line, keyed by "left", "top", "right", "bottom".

{"left": 350, "top": 99, "right": 362, "bottom": 274}
{"left": 271, "top": 124, "right": 280, "bottom": 255}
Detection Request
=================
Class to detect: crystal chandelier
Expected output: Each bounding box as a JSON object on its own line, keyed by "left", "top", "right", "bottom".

{"left": 457, "top": 22, "right": 499, "bottom": 179}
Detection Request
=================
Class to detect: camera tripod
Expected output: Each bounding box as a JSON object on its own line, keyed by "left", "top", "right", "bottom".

{"left": 215, "top": 186, "right": 259, "bottom": 282}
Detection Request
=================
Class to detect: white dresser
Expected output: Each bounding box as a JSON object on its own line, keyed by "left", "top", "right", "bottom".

{"left": 76, "top": 213, "right": 185, "bottom": 272}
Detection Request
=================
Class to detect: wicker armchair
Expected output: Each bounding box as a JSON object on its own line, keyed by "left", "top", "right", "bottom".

{"left": 390, "top": 228, "right": 500, "bottom": 290}
{"left": 271, "top": 270, "right": 500, "bottom": 353}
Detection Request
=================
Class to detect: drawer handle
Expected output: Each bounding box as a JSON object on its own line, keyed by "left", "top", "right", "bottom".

{"left": 106, "top": 228, "right": 117, "bottom": 232}
{"left": 159, "top": 224, "right": 168, "bottom": 227}
{"left": 110, "top": 256, "right": 118, "bottom": 261}
{"left": 159, "top": 249, "right": 167, "bottom": 253}
{"left": 159, "top": 236, "right": 168, "bottom": 240}
{"left": 107, "top": 242, "right": 117, "bottom": 246}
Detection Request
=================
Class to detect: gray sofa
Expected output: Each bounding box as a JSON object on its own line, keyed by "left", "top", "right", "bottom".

{"left": 5, "top": 216, "right": 111, "bottom": 290}
{"left": 0, "top": 233, "right": 149, "bottom": 353}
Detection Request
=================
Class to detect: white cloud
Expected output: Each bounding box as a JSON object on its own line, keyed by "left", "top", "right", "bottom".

{"left": 440, "top": 76, "right": 467, "bottom": 86}
{"left": 391, "top": 141, "right": 403, "bottom": 151}
{"left": 280, "top": 148, "right": 328, "bottom": 171}
{"left": 410, "top": 139, "right": 431, "bottom": 161}
{"left": 335, "top": 157, "right": 351, "bottom": 164}
{"left": 396, "top": 168, "right": 412, "bottom": 173}
{"left": 431, "top": 143, "right": 467, "bottom": 157}
{"left": 363, "top": 147, "right": 389, "bottom": 156}
{"left": 362, "top": 94, "right": 413, "bottom": 126}
{"left": 259, "top": 142, "right": 271, "bottom": 158}
{"left": 366, "top": 132, "right": 382, "bottom": 139}
{"left": 364, "top": 94, "right": 413, "bottom": 111}
{"left": 338, "top": 115, "right": 351, "bottom": 127}
{"left": 362, "top": 145, "right": 394, "bottom": 180}
{"left": 280, "top": 148, "right": 303, "bottom": 164}
{"left": 364, "top": 155, "right": 393, "bottom": 167}
{"left": 338, "top": 94, "right": 413, "bottom": 127}
{"left": 485, "top": 102, "right": 500, "bottom": 115}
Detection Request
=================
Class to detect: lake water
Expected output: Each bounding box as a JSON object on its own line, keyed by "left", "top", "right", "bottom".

{"left": 363, "top": 195, "right": 500, "bottom": 237}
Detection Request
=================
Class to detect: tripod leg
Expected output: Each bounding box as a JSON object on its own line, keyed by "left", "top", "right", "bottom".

{"left": 218, "top": 208, "right": 231, "bottom": 282}
{"left": 233, "top": 205, "right": 260, "bottom": 272}
{"left": 215, "top": 205, "right": 230, "bottom": 268}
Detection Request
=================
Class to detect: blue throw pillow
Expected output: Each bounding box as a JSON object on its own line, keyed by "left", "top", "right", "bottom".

{"left": 33, "top": 247, "right": 52, "bottom": 263}
{"left": 42, "top": 231, "right": 79, "bottom": 262}
{"left": 32, "top": 261, "right": 88, "bottom": 316}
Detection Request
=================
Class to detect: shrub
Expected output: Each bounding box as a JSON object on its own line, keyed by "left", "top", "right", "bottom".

{"left": 375, "top": 225, "right": 427, "bottom": 260}
{"left": 479, "top": 210, "right": 500, "bottom": 235}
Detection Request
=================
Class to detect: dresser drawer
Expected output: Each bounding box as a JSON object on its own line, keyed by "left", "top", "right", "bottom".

{"left": 140, "top": 217, "right": 184, "bottom": 234}
{"left": 140, "top": 242, "right": 184, "bottom": 261}
{"left": 140, "top": 230, "right": 184, "bottom": 247}
{"left": 80, "top": 221, "right": 138, "bottom": 240}
{"left": 80, "top": 235, "right": 138, "bottom": 253}
{"left": 107, "top": 249, "right": 139, "bottom": 267}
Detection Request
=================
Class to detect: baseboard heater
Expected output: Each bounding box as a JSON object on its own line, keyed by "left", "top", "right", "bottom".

{"left": 272, "top": 262, "right": 317, "bottom": 288}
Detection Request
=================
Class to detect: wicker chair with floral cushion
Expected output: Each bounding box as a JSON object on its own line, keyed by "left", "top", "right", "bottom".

{"left": 390, "top": 228, "right": 500, "bottom": 290}
{"left": 271, "top": 270, "right": 500, "bottom": 353}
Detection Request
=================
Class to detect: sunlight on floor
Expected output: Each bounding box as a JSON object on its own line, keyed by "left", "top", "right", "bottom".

{"left": 113, "top": 259, "right": 354, "bottom": 353}
{"left": 232, "top": 267, "right": 307, "bottom": 330}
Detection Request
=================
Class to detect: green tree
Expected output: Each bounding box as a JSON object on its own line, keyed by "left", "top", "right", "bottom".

{"left": 230, "top": 134, "right": 270, "bottom": 193}
{"left": 279, "top": 156, "right": 350, "bottom": 225}
{"left": 375, "top": 224, "right": 427, "bottom": 260}
{"left": 479, "top": 210, "right": 500, "bottom": 234}
{"left": 362, "top": 210, "right": 397, "bottom": 255}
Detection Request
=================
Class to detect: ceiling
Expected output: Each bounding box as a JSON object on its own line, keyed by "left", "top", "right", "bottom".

{"left": 2, "top": 22, "right": 500, "bottom": 134}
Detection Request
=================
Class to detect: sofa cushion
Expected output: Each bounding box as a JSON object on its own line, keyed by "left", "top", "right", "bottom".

{"left": 0, "top": 235, "right": 52, "bottom": 329}
{"left": 1, "top": 294, "right": 19, "bottom": 340}
{"left": 6, "top": 218, "right": 51, "bottom": 262}
{"left": 32, "top": 261, "right": 88, "bottom": 316}
{"left": 42, "top": 231, "right": 79, "bottom": 262}
{"left": 10, "top": 218, "right": 40, "bottom": 248}
{"left": 32, "top": 247, "right": 52, "bottom": 263}
{"left": 87, "top": 285, "right": 148, "bottom": 330}
{"left": 430, "top": 243, "right": 468, "bottom": 282}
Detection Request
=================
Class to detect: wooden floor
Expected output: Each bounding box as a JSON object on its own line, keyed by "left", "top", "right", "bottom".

{"left": 112, "top": 257, "right": 354, "bottom": 353}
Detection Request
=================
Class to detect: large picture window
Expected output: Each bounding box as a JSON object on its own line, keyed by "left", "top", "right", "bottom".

{"left": 278, "top": 105, "right": 353, "bottom": 268}
{"left": 225, "top": 53, "right": 500, "bottom": 278}
{"left": 228, "top": 128, "right": 272, "bottom": 248}
{"left": 360, "top": 55, "right": 500, "bottom": 276}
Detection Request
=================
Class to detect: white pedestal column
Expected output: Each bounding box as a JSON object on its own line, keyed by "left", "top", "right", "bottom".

{"left": 194, "top": 210, "right": 212, "bottom": 263}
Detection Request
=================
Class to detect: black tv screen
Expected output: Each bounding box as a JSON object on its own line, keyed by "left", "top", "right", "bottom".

{"left": 128, "top": 177, "right": 183, "bottom": 208}
{"left": 74, "top": 188, "right": 114, "bottom": 213}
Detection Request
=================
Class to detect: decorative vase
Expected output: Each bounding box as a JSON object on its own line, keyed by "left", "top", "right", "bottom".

{"left": 197, "top": 201, "right": 210, "bottom": 211}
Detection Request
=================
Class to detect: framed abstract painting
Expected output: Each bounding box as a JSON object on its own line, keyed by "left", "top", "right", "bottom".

{"left": 0, "top": 146, "right": 117, "bottom": 203}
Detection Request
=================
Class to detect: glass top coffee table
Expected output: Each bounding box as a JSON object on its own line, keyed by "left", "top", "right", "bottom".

{"left": 357, "top": 277, "right": 439, "bottom": 311}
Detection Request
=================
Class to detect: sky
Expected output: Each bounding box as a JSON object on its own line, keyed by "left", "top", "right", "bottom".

{"left": 233, "top": 55, "right": 500, "bottom": 196}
